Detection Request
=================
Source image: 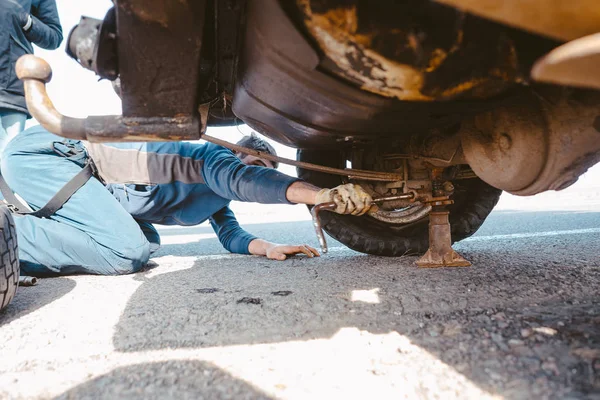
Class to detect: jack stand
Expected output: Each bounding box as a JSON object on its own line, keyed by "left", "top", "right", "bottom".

{"left": 415, "top": 206, "right": 471, "bottom": 268}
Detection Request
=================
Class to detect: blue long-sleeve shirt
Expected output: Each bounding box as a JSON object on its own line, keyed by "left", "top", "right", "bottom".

{"left": 86, "top": 140, "right": 299, "bottom": 254}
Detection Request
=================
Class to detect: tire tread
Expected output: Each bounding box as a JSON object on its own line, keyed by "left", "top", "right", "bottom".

{"left": 0, "top": 206, "right": 19, "bottom": 311}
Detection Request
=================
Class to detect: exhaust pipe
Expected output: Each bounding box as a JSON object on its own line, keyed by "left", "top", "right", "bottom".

{"left": 16, "top": 55, "right": 200, "bottom": 143}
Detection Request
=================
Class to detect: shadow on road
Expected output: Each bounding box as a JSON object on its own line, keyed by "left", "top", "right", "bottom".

{"left": 152, "top": 220, "right": 344, "bottom": 258}
{"left": 0, "top": 277, "right": 76, "bottom": 325}
{"left": 53, "top": 360, "right": 273, "bottom": 400}
{"left": 112, "top": 210, "right": 600, "bottom": 398}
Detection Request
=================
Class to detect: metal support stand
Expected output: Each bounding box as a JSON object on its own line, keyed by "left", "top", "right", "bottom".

{"left": 415, "top": 206, "right": 471, "bottom": 268}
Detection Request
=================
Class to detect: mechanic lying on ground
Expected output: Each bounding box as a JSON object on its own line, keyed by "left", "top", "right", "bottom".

{"left": 0, "top": 126, "right": 373, "bottom": 277}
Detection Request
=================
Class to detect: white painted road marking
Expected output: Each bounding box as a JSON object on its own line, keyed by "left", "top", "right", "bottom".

{"left": 155, "top": 228, "right": 600, "bottom": 259}
{"left": 463, "top": 227, "right": 600, "bottom": 242}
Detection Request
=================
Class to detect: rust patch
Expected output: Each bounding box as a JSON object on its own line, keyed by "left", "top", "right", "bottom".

{"left": 297, "top": 0, "right": 427, "bottom": 100}
{"left": 296, "top": 0, "right": 519, "bottom": 101}
{"left": 318, "top": 5, "right": 358, "bottom": 33}
{"left": 119, "top": 0, "right": 192, "bottom": 28}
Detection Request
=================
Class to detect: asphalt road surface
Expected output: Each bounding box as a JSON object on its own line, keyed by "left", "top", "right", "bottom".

{"left": 1, "top": 207, "right": 599, "bottom": 399}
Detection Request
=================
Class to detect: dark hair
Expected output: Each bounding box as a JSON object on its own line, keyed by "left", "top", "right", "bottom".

{"left": 236, "top": 132, "right": 279, "bottom": 169}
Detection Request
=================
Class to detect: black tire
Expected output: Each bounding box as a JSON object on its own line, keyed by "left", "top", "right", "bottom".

{"left": 297, "top": 149, "right": 502, "bottom": 256}
{"left": 0, "top": 205, "right": 19, "bottom": 312}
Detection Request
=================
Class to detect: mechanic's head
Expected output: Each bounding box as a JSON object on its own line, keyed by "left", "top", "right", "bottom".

{"left": 236, "top": 133, "right": 278, "bottom": 169}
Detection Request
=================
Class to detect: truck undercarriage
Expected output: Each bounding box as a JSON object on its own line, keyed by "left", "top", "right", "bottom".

{"left": 15, "top": 0, "right": 600, "bottom": 265}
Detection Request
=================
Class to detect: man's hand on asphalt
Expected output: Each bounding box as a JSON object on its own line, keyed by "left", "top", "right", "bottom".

{"left": 315, "top": 183, "right": 374, "bottom": 216}
{"left": 248, "top": 238, "right": 320, "bottom": 260}
{"left": 265, "top": 244, "right": 320, "bottom": 261}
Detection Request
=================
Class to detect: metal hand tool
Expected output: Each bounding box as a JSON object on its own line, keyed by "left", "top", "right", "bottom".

{"left": 311, "top": 193, "right": 414, "bottom": 254}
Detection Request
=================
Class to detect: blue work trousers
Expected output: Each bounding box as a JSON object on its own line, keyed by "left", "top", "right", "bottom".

{"left": 1, "top": 127, "right": 150, "bottom": 276}
{"left": 0, "top": 111, "right": 26, "bottom": 155}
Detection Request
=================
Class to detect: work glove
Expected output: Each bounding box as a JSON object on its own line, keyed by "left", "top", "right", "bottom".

{"left": 315, "top": 183, "right": 374, "bottom": 216}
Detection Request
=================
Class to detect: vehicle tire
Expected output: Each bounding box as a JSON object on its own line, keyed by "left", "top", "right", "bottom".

{"left": 0, "top": 206, "right": 19, "bottom": 312}
{"left": 297, "top": 149, "right": 502, "bottom": 256}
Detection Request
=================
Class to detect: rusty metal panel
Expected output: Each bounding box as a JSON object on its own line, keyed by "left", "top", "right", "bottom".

{"left": 115, "top": 0, "right": 208, "bottom": 118}
{"left": 234, "top": 0, "right": 505, "bottom": 149}
{"left": 295, "top": 0, "right": 521, "bottom": 101}
{"left": 434, "top": 0, "right": 600, "bottom": 41}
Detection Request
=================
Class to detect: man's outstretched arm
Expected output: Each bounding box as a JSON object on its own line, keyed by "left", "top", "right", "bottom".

{"left": 210, "top": 206, "right": 320, "bottom": 260}
{"left": 248, "top": 180, "right": 376, "bottom": 259}
{"left": 284, "top": 181, "right": 320, "bottom": 205}
{"left": 201, "top": 145, "right": 373, "bottom": 215}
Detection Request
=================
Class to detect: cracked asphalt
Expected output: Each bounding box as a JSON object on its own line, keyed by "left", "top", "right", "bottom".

{"left": 0, "top": 204, "right": 599, "bottom": 399}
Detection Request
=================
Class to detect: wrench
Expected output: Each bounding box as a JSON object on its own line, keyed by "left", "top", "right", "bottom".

{"left": 311, "top": 193, "right": 414, "bottom": 253}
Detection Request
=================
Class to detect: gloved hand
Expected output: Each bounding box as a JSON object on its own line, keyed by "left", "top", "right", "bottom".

{"left": 315, "top": 183, "right": 374, "bottom": 216}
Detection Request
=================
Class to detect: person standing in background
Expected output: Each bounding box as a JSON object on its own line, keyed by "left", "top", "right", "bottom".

{"left": 0, "top": 0, "right": 62, "bottom": 153}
